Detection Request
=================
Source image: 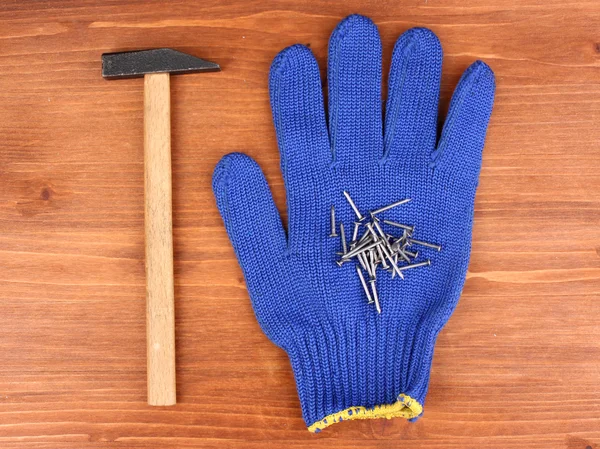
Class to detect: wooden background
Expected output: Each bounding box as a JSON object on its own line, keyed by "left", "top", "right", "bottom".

{"left": 1, "top": 0, "right": 599, "bottom": 448}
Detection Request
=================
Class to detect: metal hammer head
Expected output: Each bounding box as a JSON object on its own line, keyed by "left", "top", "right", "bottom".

{"left": 102, "top": 48, "right": 220, "bottom": 79}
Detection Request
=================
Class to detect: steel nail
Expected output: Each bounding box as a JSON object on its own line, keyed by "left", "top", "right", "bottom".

{"left": 341, "top": 239, "right": 380, "bottom": 260}
{"left": 371, "top": 198, "right": 411, "bottom": 216}
{"left": 408, "top": 239, "right": 442, "bottom": 252}
{"left": 357, "top": 251, "right": 368, "bottom": 272}
{"left": 343, "top": 191, "right": 364, "bottom": 221}
{"left": 365, "top": 222, "right": 380, "bottom": 241}
{"left": 404, "top": 250, "right": 418, "bottom": 258}
{"left": 376, "top": 244, "right": 389, "bottom": 269}
{"left": 369, "top": 249, "right": 377, "bottom": 280}
{"left": 382, "top": 219, "right": 414, "bottom": 233}
{"left": 381, "top": 244, "right": 405, "bottom": 279}
{"left": 356, "top": 266, "right": 374, "bottom": 304}
{"left": 397, "top": 260, "right": 431, "bottom": 271}
{"left": 352, "top": 222, "right": 361, "bottom": 243}
{"left": 329, "top": 205, "right": 338, "bottom": 237}
{"left": 372, "top": 219, "right": 387, "bottom": 240}
{"left": 363, "top": 252, "right": 373, "bottom": 278}
{"left": 339, "top": 222, "right": 348, "bottom": 254}
{"left": 336, "top": 259, "right": 349, "bottom": 267}
{"left": 358, "top": 228, "right": 370, "bottom": 243}
{"left": 370, "top": 280, "right": 381, "bottom": 314}
{"left": 397, "top": 248, "right": 411, "bottom": 263}
{"left": 389, "top": 260, "right": 405, "bottom": 280}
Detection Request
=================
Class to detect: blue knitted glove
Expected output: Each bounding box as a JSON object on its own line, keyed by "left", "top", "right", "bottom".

{"left": 213, "top": 15, "right": 495, "bottom": 432}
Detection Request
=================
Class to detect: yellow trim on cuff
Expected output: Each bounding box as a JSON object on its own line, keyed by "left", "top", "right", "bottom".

{"left": 308, "top": 394, "right": 423, "bottom": 433}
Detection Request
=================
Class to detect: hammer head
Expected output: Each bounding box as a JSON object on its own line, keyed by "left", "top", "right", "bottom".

{"left": 102, "top": 48, "right": 220, "bottom": 79}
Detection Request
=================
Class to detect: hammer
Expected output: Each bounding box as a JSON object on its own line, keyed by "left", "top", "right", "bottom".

{"left": 102, "top": 48, "right": 220, "bottom": 406}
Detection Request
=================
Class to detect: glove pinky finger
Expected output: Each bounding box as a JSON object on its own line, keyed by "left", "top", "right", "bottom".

{"left": 432, "top": 61, "right": 495, "bottom": 182}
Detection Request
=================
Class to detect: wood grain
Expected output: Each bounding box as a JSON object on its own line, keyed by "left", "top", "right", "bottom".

{"left": 0, "top": 0, "right": 599, "bottom": 448}
{"left": 144, "top": 72, "right": 176, "bottom": 407}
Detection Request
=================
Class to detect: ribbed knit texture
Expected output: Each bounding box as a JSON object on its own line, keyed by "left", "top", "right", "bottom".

{"left": 213, "top": 15, "right": 495, "bottom": 430}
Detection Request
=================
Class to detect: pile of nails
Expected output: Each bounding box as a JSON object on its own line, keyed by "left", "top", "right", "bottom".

{"left": 330, "top": 191, "right": 442, "bottom": 314}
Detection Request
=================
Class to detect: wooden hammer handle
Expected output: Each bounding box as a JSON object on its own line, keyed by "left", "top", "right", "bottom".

{"left": 143, "top": 72, "right": 176, "bottom": 406}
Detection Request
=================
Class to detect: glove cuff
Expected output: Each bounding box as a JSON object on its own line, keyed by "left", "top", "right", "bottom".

{"left": 285, "top": 320, "right": 433, "bottom": 432}
{"left": 307, "top": 393, "right": 421, "bottom": 433}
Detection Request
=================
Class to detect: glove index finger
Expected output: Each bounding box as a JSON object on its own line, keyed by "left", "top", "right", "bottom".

{"left": 212, "top": 153, "right": 287, "bottom": 284}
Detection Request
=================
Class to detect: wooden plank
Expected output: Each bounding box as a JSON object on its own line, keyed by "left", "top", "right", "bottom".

{"left": 0, "top": 1, "right": 599, "bottom": 447}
